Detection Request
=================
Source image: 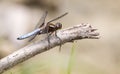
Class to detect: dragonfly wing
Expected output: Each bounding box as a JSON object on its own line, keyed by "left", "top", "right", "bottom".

{"left": 28, "top": 11, "right": 48, "bottom": 41}
{"left": 28, "top": 34, "right": 37, "bottom": 42}
{"left": 47, "top": 12, "right": 68, "bottom": 24}
{"left": 35, "top": 11, "right": 48, "bottom": 29}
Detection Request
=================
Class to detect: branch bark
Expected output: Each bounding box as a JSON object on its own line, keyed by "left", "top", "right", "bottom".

{"left": 0, "top": 23, "right": 99, "bottom": 74}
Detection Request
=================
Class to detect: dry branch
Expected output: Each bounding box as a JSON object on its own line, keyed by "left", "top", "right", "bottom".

{"left": 0, "top": 23, "right": 99, "bottom": 74}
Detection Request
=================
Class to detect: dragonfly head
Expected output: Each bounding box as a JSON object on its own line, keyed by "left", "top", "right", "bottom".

{"left": 56, "top": 23, "right": 62, "bottom": 29}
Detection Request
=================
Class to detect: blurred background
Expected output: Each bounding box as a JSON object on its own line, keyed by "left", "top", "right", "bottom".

{"left": 0, "top": 0, "right": 120, "bottom": 74}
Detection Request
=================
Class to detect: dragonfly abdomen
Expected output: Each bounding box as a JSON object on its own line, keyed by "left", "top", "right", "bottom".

{"left": 17, "top": 29, "right": 41, "bottom": 40}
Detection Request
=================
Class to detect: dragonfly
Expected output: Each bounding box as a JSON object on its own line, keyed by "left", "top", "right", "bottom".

{"left": 17, "top": 11, "right": 68, "bottom": 49}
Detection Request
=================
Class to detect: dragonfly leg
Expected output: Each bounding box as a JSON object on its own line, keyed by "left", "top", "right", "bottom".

{"left": 46, "top": 26, "right": 50, "bottom": 49}
{"left": 46, "top": 26, "right": 53, "bottom": 49}
{"left": 55, "top": 31, "right": 62, "bottom": 52}
{"left": 47, "top": 32, "right": 53, "bottom": 49}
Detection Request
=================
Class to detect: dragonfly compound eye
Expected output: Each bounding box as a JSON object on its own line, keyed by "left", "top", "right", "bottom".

{"left": 56, "top": 23, "right": 62, "bottom": 29}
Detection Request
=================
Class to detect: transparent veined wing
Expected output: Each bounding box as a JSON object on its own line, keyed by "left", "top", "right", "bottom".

{"left": 28, "top": 11, "right": 48, "bottom": 42}
{"left": 35, "top": 10, "right": 48, "bottom": 29}
{"left": 46, "top": 12, "right": 68, "bottom": 26}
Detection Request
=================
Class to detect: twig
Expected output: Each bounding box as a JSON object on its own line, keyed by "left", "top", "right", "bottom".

{"left": 0, "top": 23, "right": 99, "bottom": 74}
